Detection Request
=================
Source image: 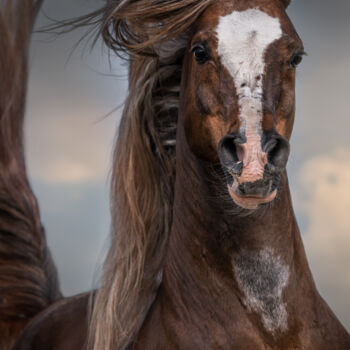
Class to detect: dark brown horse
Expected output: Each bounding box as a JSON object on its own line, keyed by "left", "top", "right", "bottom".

{"left": 0, "top": 1, "right": 61, "bottom": 349}
{"left": 9, "top": 0, "right": 350, "bottom": 349}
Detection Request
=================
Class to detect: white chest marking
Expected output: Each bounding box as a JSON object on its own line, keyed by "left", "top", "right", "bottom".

{"left": 216, "top": 9, "right": 282, "bottom": 181}
{"left": 232, "top": 249, "right": 290, "bottom": 334}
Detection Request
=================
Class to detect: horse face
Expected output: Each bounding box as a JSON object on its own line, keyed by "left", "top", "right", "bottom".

{"left": 183, "top": 0, "right": 304, "bottom": 209}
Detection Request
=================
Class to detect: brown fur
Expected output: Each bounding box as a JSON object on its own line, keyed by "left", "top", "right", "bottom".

{"left": 0, "top": 1, "right": 61, "bottom": 349}
{"left": 13, "top": 294, "right": 89, "bottom": 350}
{"left": 11, "top": 0, "right": 350, "bottom": 349}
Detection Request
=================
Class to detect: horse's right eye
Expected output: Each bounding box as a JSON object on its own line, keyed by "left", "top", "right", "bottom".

{"left": 192, "top": 45, "right": 210, "bottom": 64}
{"left": 289, "top": 51, "right": 306, "bottom": 68}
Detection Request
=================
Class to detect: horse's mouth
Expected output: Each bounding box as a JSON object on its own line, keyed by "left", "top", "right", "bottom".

{"left": 227, "top": 178, "right": 278, "bottom": 210}
{"left": 228, "top": 185, "right": 277, "bottom": 210}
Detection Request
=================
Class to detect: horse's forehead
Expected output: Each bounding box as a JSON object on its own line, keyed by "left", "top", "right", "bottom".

{"left": 196, "top": 0, "right": 296, "bottom": 39}
{"left": 216, "top": 8, "right": 283, "bottom": 55}
{"left": 194, "top": 2, "right": 302, "bottom": 82}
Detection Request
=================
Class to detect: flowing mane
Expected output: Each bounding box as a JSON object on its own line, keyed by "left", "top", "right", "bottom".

{"left": 83, "top": 1, "right": 214, "bottom": 349}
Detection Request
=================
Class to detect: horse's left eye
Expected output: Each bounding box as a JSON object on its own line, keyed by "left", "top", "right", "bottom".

{"left": 192, "top": 45, "right": 210, "bottom": 64}
{"left": 290, "top": 53, "right": 304, "bottom": 68}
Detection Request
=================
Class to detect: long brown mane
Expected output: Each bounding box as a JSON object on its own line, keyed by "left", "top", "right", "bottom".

{"left": 0, "top": 1, "right": 61, "bottom": 349}
{"left": 67, "top": 1, "right": 216, "bottom": 349}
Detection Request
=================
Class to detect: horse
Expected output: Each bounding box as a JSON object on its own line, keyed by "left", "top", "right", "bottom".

{"left": 0, "top": 1, "right": 61, "bottom": 349}
{"left": 8, "top": 0, "right": 350, "bottom": 349}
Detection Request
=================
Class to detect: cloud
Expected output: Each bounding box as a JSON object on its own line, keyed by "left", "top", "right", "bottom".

{"left": 39, "top": 159, "right": 101, "bottom": 184}
{"left": 25, "top": 109, "right": 117, "bottom": 184}
{"left": 294, "top": 148, "right": 350, "bottom": 330}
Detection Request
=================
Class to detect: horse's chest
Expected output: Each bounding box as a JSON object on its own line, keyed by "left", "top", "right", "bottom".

{"left": 232, "top": 249, "right": 290, "bottom": 334}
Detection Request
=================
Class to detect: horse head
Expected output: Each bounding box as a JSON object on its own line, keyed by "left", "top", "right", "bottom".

{"left": 181, "top": 0, "right": 304, "bottom": 209}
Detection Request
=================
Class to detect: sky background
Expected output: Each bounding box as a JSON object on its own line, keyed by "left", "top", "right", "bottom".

{"left": 26, "top": 0, "right": 350, "bottom": 330}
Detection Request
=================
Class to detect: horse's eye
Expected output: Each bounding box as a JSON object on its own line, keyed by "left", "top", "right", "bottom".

{"left": 192, "top": 45, "right": 210, "bottom": 64}
{"left": 290, "top": 53, "right": 304, "bottom": 68}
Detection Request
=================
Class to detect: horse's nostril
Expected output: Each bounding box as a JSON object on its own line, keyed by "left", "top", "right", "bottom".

{"left": 236, "top": 144, "right": 244, "bottom": 162}
{"left": 218, "top": 134, "right": 244, "bottom": 175}
{"left": 264, "top": 134, "right": 290, "bottom": 171}
{"left": 264, "top": 138, "right": 278, "bottom": 154}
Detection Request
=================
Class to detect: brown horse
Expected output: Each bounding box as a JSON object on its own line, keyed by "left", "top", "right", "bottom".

{"left": 11, "top": 0, "right": 350, "bottom": 349}
{"left": 0, "top": 1, "right": 61, "bottom": 349}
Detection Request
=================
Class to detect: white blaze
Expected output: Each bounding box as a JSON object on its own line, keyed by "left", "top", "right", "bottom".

{"left": 216, "top": 9, "right": 282, "bottom": 182}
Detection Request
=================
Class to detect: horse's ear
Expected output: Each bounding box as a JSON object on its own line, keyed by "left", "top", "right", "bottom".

{"left": 280, "top": 0, "right": 291, "bottom": 8}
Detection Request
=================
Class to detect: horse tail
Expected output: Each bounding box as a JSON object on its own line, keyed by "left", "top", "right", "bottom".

{"left": 0, "top": 1, "right": 61, "bottom": 349}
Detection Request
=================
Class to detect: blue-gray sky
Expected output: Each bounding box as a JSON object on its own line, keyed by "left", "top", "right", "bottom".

{"left": 26, "top": 0, "right": 350, "bottom": 330}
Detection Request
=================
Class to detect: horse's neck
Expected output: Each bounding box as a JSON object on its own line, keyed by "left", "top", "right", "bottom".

{"left": 160, "top": 142, "right": 320, "bottom": 344}
{"left": 134, "top": 141, "right": 350, "bottom": 350}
